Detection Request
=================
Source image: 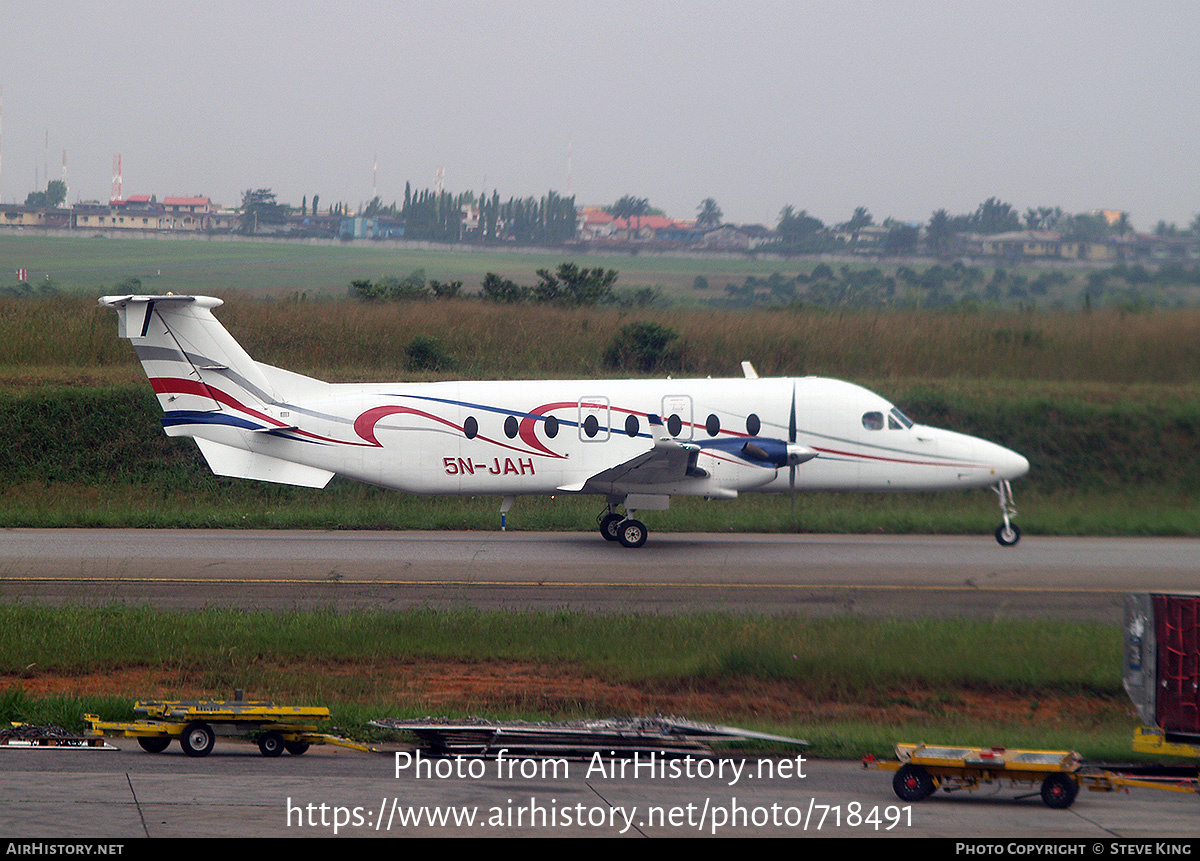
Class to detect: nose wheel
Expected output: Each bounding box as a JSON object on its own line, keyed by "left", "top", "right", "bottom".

{"left": 995, "top": 523, "right": 1021, "bottom": 546}
{"left": 993, "top": 480, "right": 1020, "bottom": 546}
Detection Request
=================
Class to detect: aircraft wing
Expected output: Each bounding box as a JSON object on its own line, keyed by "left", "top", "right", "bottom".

{"left": 559, "top": 414, "right": 707, "bottom": 493}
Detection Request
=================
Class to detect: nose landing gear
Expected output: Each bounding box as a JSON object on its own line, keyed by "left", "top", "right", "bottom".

{"left": 993, "top": 480, "right": 1021, "bottom": 546}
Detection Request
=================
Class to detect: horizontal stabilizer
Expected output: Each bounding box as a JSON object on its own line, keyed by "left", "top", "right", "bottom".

{"left": 193, "top": 438, "right": 334, "bottom": 489}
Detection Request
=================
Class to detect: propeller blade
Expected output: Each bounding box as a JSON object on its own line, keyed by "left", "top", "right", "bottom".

{"left": 789, "top": 385, "right": 797, "bottom": 443}
{"left": 789, "top": 383, "right": 797, "bottom": 492}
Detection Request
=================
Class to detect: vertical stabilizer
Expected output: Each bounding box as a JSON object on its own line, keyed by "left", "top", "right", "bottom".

{"left": 99, "top": 295, "right": 277, "bottom": 415}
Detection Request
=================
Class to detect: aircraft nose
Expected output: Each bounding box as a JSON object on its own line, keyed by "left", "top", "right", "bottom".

{"left": 992, "top": 445, "right": 1029, "bottom": 481}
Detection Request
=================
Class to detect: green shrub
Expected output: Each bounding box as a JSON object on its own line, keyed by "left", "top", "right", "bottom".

{"left": 603, "top": 321, "right": 682, "bottom": 372}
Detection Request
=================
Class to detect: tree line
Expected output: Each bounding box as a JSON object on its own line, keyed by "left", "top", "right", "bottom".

{"left": 350, "top": 263, "right": 621, "bottom": 307}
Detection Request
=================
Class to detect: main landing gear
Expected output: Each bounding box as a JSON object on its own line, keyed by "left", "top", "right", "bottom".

{"left": 993, "top": 479, "right": 1021, "bottom": 546}
{"left": 598, "top": 506, "right": 648, "bottom": 548}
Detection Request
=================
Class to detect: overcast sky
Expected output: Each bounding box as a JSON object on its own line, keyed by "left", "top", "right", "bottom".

{"left": 3, "top": 1, "right": 1199, "bottom": 230}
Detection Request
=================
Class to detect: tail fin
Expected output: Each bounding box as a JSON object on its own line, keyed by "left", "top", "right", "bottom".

{"left": 100, "top": 294, "right": 335, "bottom": 489}
{"left": 100, "top": 294, "right": 279, "bottom": 414}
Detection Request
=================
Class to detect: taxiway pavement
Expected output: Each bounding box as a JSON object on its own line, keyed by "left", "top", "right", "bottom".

{"left": 1, "top": 528, "right": 1197, "bottom": 620}
{"left": 3, "top": 742, "right": 1197, "bottom": 839}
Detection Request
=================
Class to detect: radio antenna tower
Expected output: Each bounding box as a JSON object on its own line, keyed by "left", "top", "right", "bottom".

{"left": 372, "top": 153, "right": 378, "bottom": 201}
{"left": 567, "top": 138, "right": 574, "bottom": 197}
{"left": 435, "top": 166, "right": 444, "bottom": 196}
{"left": 111, "top": 154, "right": 122, "bottom": 203}
{"left": 62, "top": 150, "right": 67, "bottom": 204}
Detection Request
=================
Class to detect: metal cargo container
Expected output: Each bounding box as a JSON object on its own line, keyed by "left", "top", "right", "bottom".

{"left": 1124, "top": 592, "right": 1200, "bottom": 741}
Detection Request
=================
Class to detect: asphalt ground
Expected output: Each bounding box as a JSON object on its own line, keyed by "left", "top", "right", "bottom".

{"left": 2, "top": 529, "right": 1198, "bottom": 619}
{"left": 2, "top": 741, "right": 1198, "bottom": 840}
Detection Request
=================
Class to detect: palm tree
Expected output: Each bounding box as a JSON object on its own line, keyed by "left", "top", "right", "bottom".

{"left": 609, "top": 195, "right": 650, "bottom": 237}
{"left": 696, "top": 197, "right": 722, "bottom": 229}
{"left": 844, "top": 206, "right": 873, "bottom": 242}
{"left": 926, "top": 209, "right": 952, "bottom": 255}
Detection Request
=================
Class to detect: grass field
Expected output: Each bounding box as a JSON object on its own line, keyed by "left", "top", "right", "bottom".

{"left": 1, "top": 232, "right": 803, "bottom": 299}
{"left": 0, "top": 606, "right": 1141, "bottom": 760}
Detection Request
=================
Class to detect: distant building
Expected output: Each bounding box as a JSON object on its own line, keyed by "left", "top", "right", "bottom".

{"left": 0, "top": 205, "right": 46, "bottom": 227}
{"left": 162, "top": 196, "right": 212, "bottom": 214}
{"left": 697, "top": 224, "right": 776, "bottom": 251}
{"left": 578, "top": 209, "right": 616, "bottom": 241}
{"left": 967, "top": 230, "right": 1118, "bottom": 262}
{"left": 339, "top": 216, "right": 404, "bottom": 239}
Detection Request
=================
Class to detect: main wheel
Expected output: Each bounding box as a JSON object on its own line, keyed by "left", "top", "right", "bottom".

{"left": 180, "top": 721, "right": 215, "bottom": 758}
{"left": 617, "top": 519, "right": 648, "bottom": 548}
{"left": 892, "top": 764, "right": 935, "bottom": 801}
{"left": 599, "top": 512, "right": 623, "bottom": 542}
{"left": 1040, "top": 773, "right": 1079, "bottom": 809}
{"left": 258, "top": 731, "right": 285, "bottom": 757}
{"left": 137, "top": 736, "right": 171, "bottom": 753}
{"left": 284, "top": 741, "right": 311, "bottom": 756}
{"left": 995, "top": 523, "right": 1021, "bottom": 546}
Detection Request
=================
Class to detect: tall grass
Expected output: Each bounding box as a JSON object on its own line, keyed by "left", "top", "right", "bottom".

{"left": 7, "top": 294, "right": 1200, "bottom": 384}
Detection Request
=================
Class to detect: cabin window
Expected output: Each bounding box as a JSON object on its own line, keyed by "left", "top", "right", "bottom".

{"left": 463, "top": 416, "right": 478, "bottom": 439}
{"left": 705, "top": 414, "right": 720, "bottom": 436}
{"left": 862, "top": 411, "right": 884, "bottom": 430}
{"left": 544, "top": 415, "right": 559, "bottom": 438}
{"left": 889, "top": 407, "right": 914, "bottom": 429}
{"left": 625, "top": 414, "right": 639, "bottom": 437}
{"left": 746, "top": 413, "right": 761, "bottom": 435}
{"left": 504, "top": 415, "right": 519, "bottom": 439}
{"left": 578, "top": 397, "right": 610, "bottom": 442}
{"left": 667, "top": 414, "right": 683, "bottom": 437}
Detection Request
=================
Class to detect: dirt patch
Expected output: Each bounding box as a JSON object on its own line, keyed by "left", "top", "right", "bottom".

{"left": 0, "top": 659, "right": 1129, "bottom": 730}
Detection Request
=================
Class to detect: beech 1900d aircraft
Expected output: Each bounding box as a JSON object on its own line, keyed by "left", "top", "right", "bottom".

{"left": 100, "top": 294, "right": 1029, "bottom": 547}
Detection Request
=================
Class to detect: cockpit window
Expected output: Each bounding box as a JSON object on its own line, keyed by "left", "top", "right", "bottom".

{"left": 889, "top": 407, "right": 914, "bottom": 429}
{"left": 862, "top": 411, "right": 884, "bottom": 430}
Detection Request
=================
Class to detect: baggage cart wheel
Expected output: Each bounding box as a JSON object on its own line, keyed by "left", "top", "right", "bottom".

{"left": 180, "top": 721, "right": 215, "bottom": 757}
{"left": 892, "top": 764, "right": 935, "bottom": 801}
{"left": 137, "top": 736, "right": 171, "bottom": 753}
{"left": 258, "top": 731, "right": 285, "bottom": 757}
{"left": 1040, "top": 773, "right": 1079, "bottom": 809}
{"left": 284, "top": 741, "right": 311, "bottom": 755}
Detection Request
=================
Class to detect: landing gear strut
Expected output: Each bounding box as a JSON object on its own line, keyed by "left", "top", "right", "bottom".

{"left": 993, "top": 480, "right": 1020, "bottom": 546}
{"left": 597, "top": 504, "right": 648, "bottom": 548}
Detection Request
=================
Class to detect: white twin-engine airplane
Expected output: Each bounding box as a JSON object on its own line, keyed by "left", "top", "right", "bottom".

{"left": 100, "top": 294, "right": 1030, "bottom": 548}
